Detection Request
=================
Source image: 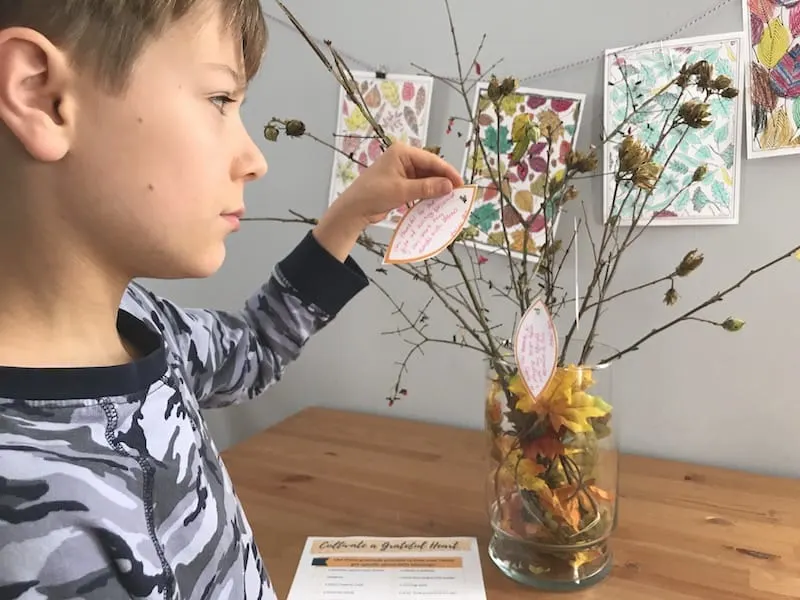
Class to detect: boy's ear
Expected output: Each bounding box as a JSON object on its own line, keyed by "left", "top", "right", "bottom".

{"left": 0, "top": 27, "right": 77, "bottom": 161}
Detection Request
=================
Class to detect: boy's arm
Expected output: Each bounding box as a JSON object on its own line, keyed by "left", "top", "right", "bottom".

{"left": 123, "top": 229, "right": 368, "bottom": 409}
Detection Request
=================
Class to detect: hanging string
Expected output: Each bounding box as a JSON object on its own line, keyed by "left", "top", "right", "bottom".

{"left": 264, "top": 0, "right": 736, "bottom": 83}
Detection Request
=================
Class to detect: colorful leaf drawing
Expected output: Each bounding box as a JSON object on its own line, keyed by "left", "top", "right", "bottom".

{"left": 771, "top": 44, "right": 800, "bottom": 97}
{"left": 500, "top": 94, "right": 524, "bottom": 117}
{"left": 514, "top": 190, "right": 534, "bottom": 212}
{"left": 750, "top": 13, "right": 765, "bottom": 45}
{"left": 605, "top": 33, "right": 742, "bottom": 222}
{"left": 415, "top": 86, "right": 426, "bottom": 116}
{"left": 791, "top": 4, "right": 800, "bottom": 35}
{"left": 749, "top": 0, "right": 777, "bottom": 20}
{"left": 760, "top": 105, "right": 794, "bottom": 148}
{"left": 363, "top": 85, "right": 381, "bottom": 109}
{"left": 483, "top": 124, "right": 512, "bottom": 154}
{"left": 380, "top": 80, "right": 400, "bottom": 108}
{"left": 751, "top": 62, "right": 779, "bottom": 111}
{"left": 461, "top": 84, "right": 584, "bottom": 259}
{"left": 551, "top": 98, "right": 575, "bottom": 112}
{"left": 344, "top": 107, "right": 368, "bottom": 132}
{"left": 403, "top": 106, "right": 419, "bottom": 136}
{"left": 469, "top": 203, "right": 501, "bottom": 232}
{"left": 756, "top": 18, "right": 791, "bottom": 69}
{"left": 329, "top": 73, "right": 433, "bottom": 224}
{"left": 402, "top": 81, "right": 415, "bottom": 102}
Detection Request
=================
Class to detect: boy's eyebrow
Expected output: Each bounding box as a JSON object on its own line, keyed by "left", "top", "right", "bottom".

{"left": 203, "top": 62, "right": 246, "bottom": 89}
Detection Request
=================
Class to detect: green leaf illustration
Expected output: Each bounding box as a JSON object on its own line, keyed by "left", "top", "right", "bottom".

{"left": 469, "top": 203, "right": 501, "bottom": 233}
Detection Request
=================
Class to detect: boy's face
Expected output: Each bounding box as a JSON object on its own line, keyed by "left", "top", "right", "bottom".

{"left": 1, "top": 5, "right": 267, "bottom": 280}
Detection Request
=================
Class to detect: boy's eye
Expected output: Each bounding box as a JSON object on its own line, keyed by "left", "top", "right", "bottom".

{"left": 210, "top": 95, "right": 236, "bottom": 113}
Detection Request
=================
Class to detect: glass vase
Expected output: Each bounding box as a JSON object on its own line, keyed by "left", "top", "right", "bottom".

{"left": 484, "top": 345, "right": 618, "bottom": 591}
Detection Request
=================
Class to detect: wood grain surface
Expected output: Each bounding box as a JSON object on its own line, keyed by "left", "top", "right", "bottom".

{"left": 222, "top": 407, "right": 800, "bottom": 599}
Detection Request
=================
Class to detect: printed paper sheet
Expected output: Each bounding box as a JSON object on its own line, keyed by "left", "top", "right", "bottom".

{"left": 603, "top": 32, "right": 746, "bottom": 225}
{"left": 286, "top": 536, "right": 487, "bottom": 600}
{"left": 327, "top": 72, "right": 434, "bottom": 228}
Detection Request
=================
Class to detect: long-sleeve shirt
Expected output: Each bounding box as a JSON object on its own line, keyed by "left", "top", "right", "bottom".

{"left": 0, "top": 231, "right": 369, "bottom": 599}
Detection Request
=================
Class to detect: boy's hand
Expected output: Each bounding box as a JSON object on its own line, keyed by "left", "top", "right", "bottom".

{"left": 313, "top": 143, "right": 464, "bottom": 262}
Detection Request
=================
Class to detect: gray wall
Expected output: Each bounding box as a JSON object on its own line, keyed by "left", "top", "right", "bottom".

{"left": 143, "top": 0, "right": 800, "bottom": 478}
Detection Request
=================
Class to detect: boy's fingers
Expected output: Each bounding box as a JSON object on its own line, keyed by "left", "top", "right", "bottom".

{"left": 398, "top": 146, "right": 464, "bottom": 187}
{"left": 403, "top": 177, "right": 454, "bottom": 201}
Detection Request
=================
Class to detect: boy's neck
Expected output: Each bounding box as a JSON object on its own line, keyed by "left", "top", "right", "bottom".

{"left": 0, "top": 231, "right": 136, "bottom": 369}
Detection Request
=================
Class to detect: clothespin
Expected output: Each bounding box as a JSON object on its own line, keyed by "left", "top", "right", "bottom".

{"left": 375, "top": 64, "right": 387, "bottom": 79}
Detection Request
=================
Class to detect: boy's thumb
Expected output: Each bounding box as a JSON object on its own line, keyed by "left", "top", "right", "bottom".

{"left": 406, "top": 177, "right": 454, "bottom": 200}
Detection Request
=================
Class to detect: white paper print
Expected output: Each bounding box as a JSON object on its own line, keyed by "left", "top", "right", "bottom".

{"left": 383, "top": 185, "right": 478, "bottom": 264}
{"left": 514, "top": 298, "right": 558, "bottom": 397}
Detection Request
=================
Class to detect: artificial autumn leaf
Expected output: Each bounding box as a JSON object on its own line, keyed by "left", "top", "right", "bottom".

{"left": 756, "top": 18, "right": 791, "bottom": 69}
{"left": 536, "top": 484, "right": 581, "bottom": 531}
{"left": 508, "top": 367, "right": 610, "bottom": 434}
{"left": 570, "top": 549, "right": 604, "bottom": 569}
{"left": 515, "top": 457, "right": 547, "bottom": 491}
{"left": 523, "top": 429, "right": 564, "bottom": 460}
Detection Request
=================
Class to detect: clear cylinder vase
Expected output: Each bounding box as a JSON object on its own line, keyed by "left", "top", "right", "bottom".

{"left": 484, "top": 343, "right": 618, "bottom": 591}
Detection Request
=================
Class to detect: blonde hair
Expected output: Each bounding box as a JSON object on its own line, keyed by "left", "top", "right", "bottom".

{"left": 0, "top": 0, "right": 267, "bottom": 91}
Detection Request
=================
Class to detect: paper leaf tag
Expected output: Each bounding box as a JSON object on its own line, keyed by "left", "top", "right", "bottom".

{"left": 513, "top": 298, "right": 558, "bottom": 398}
{"left": 383, "top": 185, "right": 478, "bottom": 264}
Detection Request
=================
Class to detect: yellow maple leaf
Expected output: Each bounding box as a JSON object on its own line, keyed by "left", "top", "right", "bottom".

{"left": 509, "top": 366, "right": 611, "bottom": 434}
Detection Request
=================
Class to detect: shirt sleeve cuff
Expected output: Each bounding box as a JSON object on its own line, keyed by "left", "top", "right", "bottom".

{"left": 276, "top": 230, "right": 369, "bottom": 316}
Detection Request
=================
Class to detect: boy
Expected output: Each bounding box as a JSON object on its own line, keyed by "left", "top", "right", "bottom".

{"left": 0, "top": 1, "right": 462, "bottom": 598}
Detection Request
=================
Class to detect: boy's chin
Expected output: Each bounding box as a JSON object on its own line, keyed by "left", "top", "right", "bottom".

{"left": 138, "top": 246, "right": 227, "bottom": 280}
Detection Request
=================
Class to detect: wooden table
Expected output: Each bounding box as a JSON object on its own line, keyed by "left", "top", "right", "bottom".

{"left": 222, "top": 407, "right": 800, "bottom": 599}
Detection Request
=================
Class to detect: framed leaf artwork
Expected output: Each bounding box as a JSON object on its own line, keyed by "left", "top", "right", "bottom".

{"left": 744, "top": 0, "right": 800, "bottom": 159}
{"left": 327, "top": 71, "right": 434, "bottom": 229}
{"left": 459, "top": 82, "right": 586, "bottom": 262}
{"left": 603, "top": 32, "right": 746, "bottom": 226}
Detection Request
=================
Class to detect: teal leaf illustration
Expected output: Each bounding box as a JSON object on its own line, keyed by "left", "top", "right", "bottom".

{"left": 721, "top": 144, "right": 735, "bottom": 168}
{"left": 670, "top": 160, "right": 689, "bottom": 174}
{"left": 674, "top": 189, "right": 691, "bottom": 211}
{"left": 565, "top": 123, "right": 576, "bottom": 137}
{"left": 469, "top": 203, "right": 500, "bottom": 233}
{"left": 692, "top": 188, "right": 710, "bottom": 212}
{"left": 714, "top": 125, "right": 729, "bottom": 145}
{"left": 656, "top": 92, "right": 681, "bottom": 110}
{"left": 793, "top": 99, "right": 800, "bottom": 129}
{"left": 482, "top": 125, "right": 512, "bottom": 155}
{"left": 694, "top": 145, "right": 713, "bottom": 161}
{"left": 711, "top": 179, "right": 730, "bottom": 209}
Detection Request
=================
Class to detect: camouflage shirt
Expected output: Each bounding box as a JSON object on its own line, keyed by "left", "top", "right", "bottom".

{"left": 0, "top": 232, "right": 368, "bottom": 600}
